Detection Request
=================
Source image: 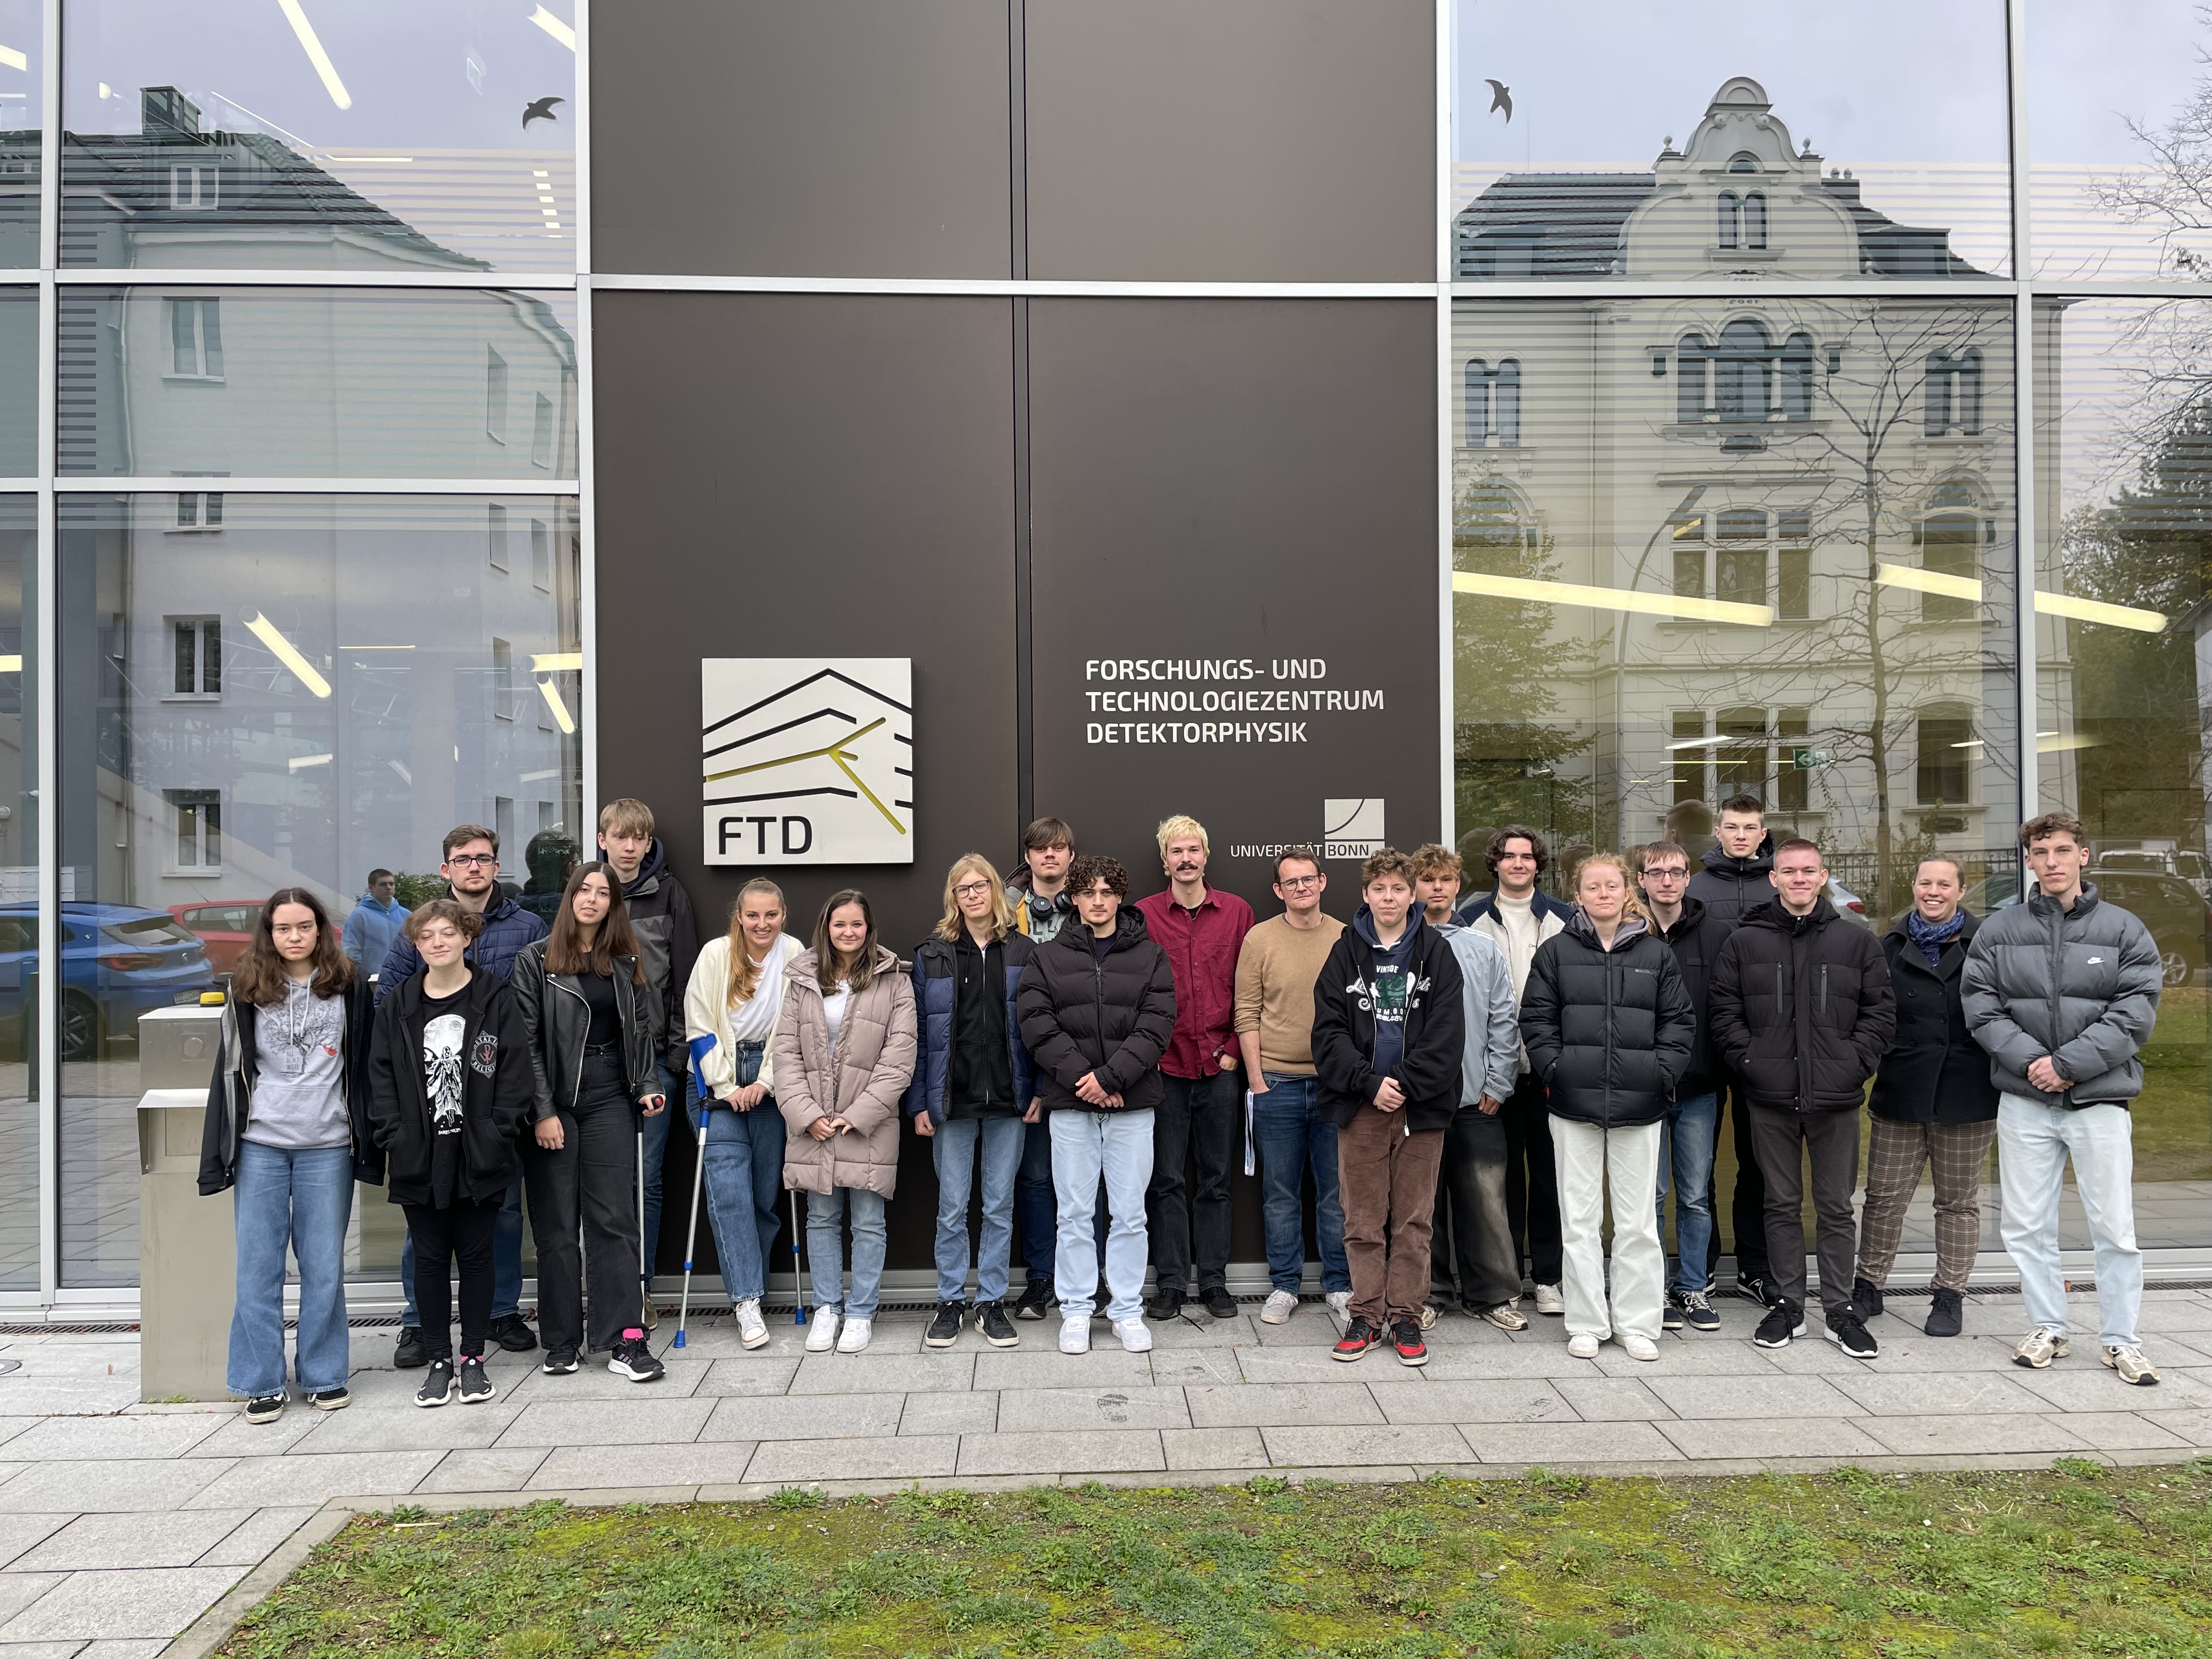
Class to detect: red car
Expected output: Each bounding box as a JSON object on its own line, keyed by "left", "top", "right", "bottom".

{"left": 168, "top": 901, "right": 267, "bottom": 975}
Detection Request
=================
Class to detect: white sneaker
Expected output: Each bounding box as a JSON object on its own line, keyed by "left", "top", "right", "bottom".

{"left": 804, "top": 1308, "right": 840, "bottom": 1353}
{"left": 836, "top": 1316, "right": 872, "bottom": 1354}
{"left": 1260, "top": 1290, "right": 1300, "bottom": 1325}
{"left": 1324, "top": 1290, "right": 1352, "bottom": 1320}
{"left": 1534, "top": 1283, "right": 1566, "bottom": 1316}
{"left": 735, "top": 1299, "right": 770, "bottom": 1351}
{"left": 1114, "top": 1317, "right": 1153, "bottom": 1353}
{"left": 1566, "top": 1333, "right": 1601, "bottom": 1359}
{"left": 1617, "top": 1333, "right": 1659, "bottom": 1362}
{"left": 1059, "top": 1314, "right": 1091, "bottom": 1355}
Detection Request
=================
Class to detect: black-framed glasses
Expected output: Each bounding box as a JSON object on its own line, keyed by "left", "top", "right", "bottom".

{"left": 1276, "top": 875, "right": 1322, "bottom": 890}
{"left": 447, "top": 853, "right": 498, "bottom": 867}
{"left": 953, "top": 880, "right": 994, "bottom": 898}
{"left": 1643, "top": 867, "right": 1690, "bottom": 881}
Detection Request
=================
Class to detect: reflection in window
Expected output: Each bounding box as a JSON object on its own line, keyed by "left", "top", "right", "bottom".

{"left": 1925, "top": 347, "right": 1983, "bottom": 435}
{"left": 0, "top": 289, "right": 34, "bottom": 473}
{"left": 1717, "top": 509, "right": 1768, "bottom": 606}
{"left": 166, "top": 789, "right": 221, "bottom": 869}
{"left": 1677, "top": 335, "right": 1711, "bottom": 421}
{"left": 1463, "top": 357, "right": 1522, "bottom": 447}
{"left": 167, "top": 297, "right": 222, "bottom": 378}
{"left": 1921, "top": 504, "right": 1982, "bottom": 622}
{"left": 1917, "top": 710, "right": 1973, "bottom": 806}
{"left": 1673, "top": 710, "right": 1710, "bottom": 803}
{"left": 1718, "top": 707, "right": 1769, "bottom": 800}
{"left": 170, "top": 617, "right": 219, "bottom": 696}
{"left": 1776, "top": 709, "right": 1811, "bottom": 811}
{"left": 1742, "top": 192, "right": 1768, "bottom": 250}
{"left": 1718, "top": 191, "right": 1740, "bottom": 249}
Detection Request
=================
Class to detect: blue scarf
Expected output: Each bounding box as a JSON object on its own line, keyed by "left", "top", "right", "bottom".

{"left": 1905, "top": 907, "right": 1966, "bottom": 967}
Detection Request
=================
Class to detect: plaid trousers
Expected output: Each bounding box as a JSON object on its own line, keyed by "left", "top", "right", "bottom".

{"left": 1855, "top": 1114, "right": 1997, "bottom": 1291}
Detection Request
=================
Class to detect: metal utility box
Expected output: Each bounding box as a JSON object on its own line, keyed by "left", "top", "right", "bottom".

{"left": 137, "top": 1079, "right": 235, "bottom": 1403}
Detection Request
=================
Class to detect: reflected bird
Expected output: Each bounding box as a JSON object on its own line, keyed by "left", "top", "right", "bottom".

{"left": 1486, "top": 78, "right": 1513, "bottom": 122}
{"left": 523, "top": 95, "right": 565, "bottom": 129}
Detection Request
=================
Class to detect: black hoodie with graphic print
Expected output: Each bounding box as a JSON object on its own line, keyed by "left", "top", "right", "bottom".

{"left": 1310, "top": 905, "right": 1466, "bottom": 1132}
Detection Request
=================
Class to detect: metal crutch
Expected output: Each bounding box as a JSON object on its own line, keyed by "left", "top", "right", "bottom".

{"left": 673, "top": 1035, "right": 716, "bottom": 1349}
{"left": 790, "top": 1188, "right": 808, "bottom": 1325}
{"left": 636, "top": 1131, "right": 651, "bottom": 1334}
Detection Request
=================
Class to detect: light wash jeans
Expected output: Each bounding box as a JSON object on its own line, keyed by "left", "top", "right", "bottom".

{"left": 228, "top": 1141, "right": 354, "bottom": 1398}
{"left": 807, "top": 1186, "right": 888, "bottom": 1319}
{"left": 1050, "top": 1108, "right": 1155, "bottom": 1322}
{"left": 696, "top": 1042, "right": 786, "bottom": 1305}
{"left": 1252, "top": 1072, "right": 1351, "bottom": 1295}
{"left": 1997, "top": 1092, "right": 2142, "bottom": 1348}
{"left": 1551, "top": 1116, "right": 1664, "bottom": 1344}
{"left": 400, "top": 1176, "right": 522, "bottom": 1325}
{"left": 1656, "top": 1090, "right": 1719, "bottom": 1296}
{"left": 930, "top": 1115, "right": 1025, "bottom": 1304}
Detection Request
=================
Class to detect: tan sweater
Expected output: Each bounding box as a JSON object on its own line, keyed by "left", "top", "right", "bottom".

{"left": 1232, "top": 913, "right": 1346, "bottom": 1075}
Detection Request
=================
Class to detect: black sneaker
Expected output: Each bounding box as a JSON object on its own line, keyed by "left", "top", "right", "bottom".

{"left": 924, "top": 1301, "right": 967, "bottom": 1349}
{"left": 1924, "top": 1288, "right": 1965, "bottom": 1339}
{"left": 1201, "top": 1286, "right": 1238, "bottom": 1320}
{"left": 1677, "top": 1290, "right": 1721, "bottom": 1333}
{"left": 1146, "top": 1288, "right": 1184, "bottom": 1322}
{"left": 458, "top": 1355, "right": 496, "bottom": 1402}
{"left": 304, "top": 1387, "right": 349, "bottom": 1412}
{"left": 1014, "top": 1279, "right": 1053, "bottom": 1321}
{"left": 977, "top": 1302, "right": 1019, "bottom": 1348}
{"left": 1736, "top": 1272, "right": 1770, "bottom": 1306}
{"left": 414, "top": 1359, "right": 457, "bottom": 1408}
{"left": 541, "top": 1347, "right": 579, "bottom": 1375}
{"left": 1753, "top": 1302, "right": 1805, "bottom": 1349}
{"left": 1662, "top": 1296, "right": 1685, "bottom": 1331}
{"left": 1850, "top": 1278, "right": 1884, "bottom": 1322}
{"left": 243, "top": 1393, "right": 286, "bottom": 1424}
{"left": 1331, "top": 1317, "right": 1384, "bottom": 1362}
{"left": 608, "top": 1333, "right": 665, "bottom": 1383}
{"left": 393, "top": 1325, "right": 427, "bottom": 1369}
{"left": 489, "top": 1313, "right": 538, "bottom": 1353}
{"left": 1826, "top": 1307, "right": 1878, "bottom": 1359}
{"left": 1391, "top": 1319, "right": 1429, "bottom": 1367}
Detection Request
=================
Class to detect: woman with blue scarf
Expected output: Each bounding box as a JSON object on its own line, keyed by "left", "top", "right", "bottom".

{"left": 1853, "top": 856, "right": 1999, "bottom": 1338}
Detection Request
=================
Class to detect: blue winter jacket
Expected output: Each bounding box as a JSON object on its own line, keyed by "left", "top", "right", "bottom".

{"left": 340, "top": 894, "right": 410, "bottom": 977}
{"left": 371, "top": 890, "right": 549, "bottom": 1006}
{"left": 903, "top": 931, "right": 1039, "bottom": 1127}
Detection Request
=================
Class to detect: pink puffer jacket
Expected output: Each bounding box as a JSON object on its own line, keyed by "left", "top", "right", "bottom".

{"left": 772, "top": 944, "right": 917, "bottom": 1198}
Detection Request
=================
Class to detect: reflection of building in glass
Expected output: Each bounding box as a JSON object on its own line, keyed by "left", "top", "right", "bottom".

{"left": 1453, "top": 81, "right": 2023, "bottom": 912}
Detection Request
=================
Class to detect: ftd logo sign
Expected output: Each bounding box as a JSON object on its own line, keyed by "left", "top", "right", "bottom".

{"left": 701, "top": 659, "right": 913, "bottom": 865}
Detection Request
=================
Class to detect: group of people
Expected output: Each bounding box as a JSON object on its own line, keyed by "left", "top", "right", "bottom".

{"left": 202, "top": 788, "right": 2169, "bottom": 1421}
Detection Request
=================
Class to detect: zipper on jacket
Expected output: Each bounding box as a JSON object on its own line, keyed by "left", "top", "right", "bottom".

{"left": 1602, "top": 939, "right": 1618, "bottom": 1127}
{"left": 551, "top": 977, "right": 592, "bottom": 1115}
{"left": 1819, "top": 963, "right": 1829, "bottom": 1017}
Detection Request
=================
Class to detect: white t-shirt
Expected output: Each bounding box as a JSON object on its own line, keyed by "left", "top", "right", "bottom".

{"left": 729, "top": 933, "right": 801, "bottom": 1043}
{"left": 822, "top": 979, "right": 853, "bottom": 1067}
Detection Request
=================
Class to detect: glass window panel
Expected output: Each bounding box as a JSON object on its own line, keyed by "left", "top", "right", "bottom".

{"left": 0, "top": 496, "right": 33, "bottom": 1290}
{"left": 62, "top": 0, "right": 575, "bottom": 272}
{"left": 56, "top": 287, "right": 577, "bottom": 478}
{"left": 57, "top": 494, "right": 582, "bottom": 1287}
{"left": 0, "top": 285, "right": 31, "bottom": 476}
{"left": 2035, "top": 296, "right": 2212, "bottom": 1232}
{"left": 1452, "top": 2, "right": 2011, "bottom": 280}
{"left": 0, "top": 0, "right": 37, "bottom": 269}
{"left": 1455, "top": 295, "right": 2019, "bottom": 1260}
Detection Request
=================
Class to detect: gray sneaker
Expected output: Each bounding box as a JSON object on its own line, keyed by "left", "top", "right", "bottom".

{"left": 2012, "top": 1327, "right": 2070, "bottom": 1369}
{"left": 2101, "top": 1344, "right": 2160, "bottom": 1386}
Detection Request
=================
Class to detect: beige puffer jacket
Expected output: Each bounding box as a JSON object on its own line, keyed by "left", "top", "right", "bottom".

{"left": 772, "top": 944, "right": 917, "bottom": 1198}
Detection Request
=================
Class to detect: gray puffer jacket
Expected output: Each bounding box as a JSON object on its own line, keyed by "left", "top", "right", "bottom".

{"left": 772, "top": 944, "right": 918, "bottom": 1197}
{"left": 1960, "top": 883, "right": 2163, "bottom": 1108}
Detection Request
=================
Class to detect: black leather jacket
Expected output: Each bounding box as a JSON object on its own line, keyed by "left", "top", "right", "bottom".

{"left": 510, "top": 939, "right": 662, "bottom": 1124}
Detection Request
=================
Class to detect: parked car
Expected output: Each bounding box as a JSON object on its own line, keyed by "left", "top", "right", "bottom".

{"left": 168, "top": 901, "right": 267, "bottom": 975}
{"left": 1826, "top": 876, "right": 1867, "bottom": 922}
{"left": 0, "top": 903, "right": 215, "bottom": 1062}
{"left": 1960, "top": 868, "right": 2211, "bottom": 989}
{"left": 2093, "top": 845, "right": 2212, "bottom": 903}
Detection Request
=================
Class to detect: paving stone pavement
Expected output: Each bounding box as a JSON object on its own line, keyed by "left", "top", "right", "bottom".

{"left": 0, "top": 1286, "right": 2205, "bottom": 1653}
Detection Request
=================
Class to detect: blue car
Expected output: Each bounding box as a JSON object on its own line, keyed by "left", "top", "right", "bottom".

{"left": 0, "top": 902, "right": 215, "bottom": 1062}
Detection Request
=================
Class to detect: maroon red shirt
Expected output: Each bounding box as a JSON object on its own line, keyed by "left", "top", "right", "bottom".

{"left": 1135, "top": 885, "right": 1256, "bottom": 1080}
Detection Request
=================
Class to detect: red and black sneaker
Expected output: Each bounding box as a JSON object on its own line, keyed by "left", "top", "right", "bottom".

{"left": 1331, "top": 1316, "right": 1383, "bottom": 1362}
{"left": 1391, "top": 1318, "right": 1429, "bottom": 1367}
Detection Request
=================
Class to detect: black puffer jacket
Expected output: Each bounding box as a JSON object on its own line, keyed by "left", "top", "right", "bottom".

{"left": 1310, "top": 910, "right": 1466, "bottom": 1132}
{"left": 199, "top": 974, "right": 383, "bottom": 1195}
{"left": 1871, "top": 911, "right": 2000, "bottom": 1125}
{"left": 509, "top": 940, "right": 663, "bottom": 1125}
{"left": 365, "top": 968, "right": 534, "bottom": 1206}
{"left": 1649, "top": 896, "right": 1729, "bottom": 1096}
{"left": 1709, "top": 898, "right": 1896, "bottom": 1113}
{"left": 1686, "top": 834, "right": 1775, "bottom": 930}
{"left": 1016, "top": 907, "right": 1177, "bottom": 1114}
{"left": 618, "top": 838, "right": 703, "bottom": 1070}
{"left": 1520, "top": 910, "right": 1694, "bottom": 1130}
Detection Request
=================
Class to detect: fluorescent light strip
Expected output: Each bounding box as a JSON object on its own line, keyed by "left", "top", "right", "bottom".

{"left": 1872, "top": 561, "right": 1980, "bottom": 602}
{"left": 529, "top": 5, "right": 578, "bottom": 49}
{"left": 0, "top": 654, "right": 19, "bottom": 672}
{"left": 287, "top": 752, "right": 333, "bottom": 772}
{"left": 1873, "top": 563, "right": 2166, "bottom": 633}
{"left": 1453, "top": 570, "right": 1773, "bottom": 627}
{"left": 2038, "top": 732, "right": 2098, "bottom": 753}
{"left": 276, "top": 0, "right": 353, "bottom": 111}
{"left": 0, "top": 44, "right": 26, "bottom": 72}
{"left": 530, "top": 651, "right": 582, "bottom": 672}
{"left": 243, "top": 611, "right": 333, "bottom": 698}
{"left": 537, "top": 676, "right": 576, "bottom": 733}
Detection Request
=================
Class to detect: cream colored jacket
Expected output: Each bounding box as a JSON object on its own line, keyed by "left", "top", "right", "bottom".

{"left": 682, "top": 933, "right": 800, "bottom": 1100}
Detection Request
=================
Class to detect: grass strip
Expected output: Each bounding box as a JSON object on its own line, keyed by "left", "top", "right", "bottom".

{"left": 218, "top": 1457, "right": 2212, "bottom": 1658}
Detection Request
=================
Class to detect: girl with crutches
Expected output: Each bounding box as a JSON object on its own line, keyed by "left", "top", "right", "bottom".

{"left": 511, "top": 862, "right": 668, "bottom": 1382}
{"left": 681, "top": 879, "right": 802, "bottom": 1350}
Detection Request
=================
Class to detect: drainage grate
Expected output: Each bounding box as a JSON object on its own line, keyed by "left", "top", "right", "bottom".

{"left": 0, "top": 1322, "right": 139, "bottom": 1335}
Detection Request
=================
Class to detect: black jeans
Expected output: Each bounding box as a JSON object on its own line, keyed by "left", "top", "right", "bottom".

{"left": 1433, "top": 1107, "right": 1521, "bottom": 1308}
{"left": 523, "top": 1049, "right": 644, "bottom": 1355}
{"left": 1500, "top": 1072, "right": 1561, "bottom": 1285}
{"left": 404, "top": 1194, "right": 502, "bottom": 1363}
{"left": 1749, "top": 1103, "right": 1860, "bottom": 1319}
{"left": 1705, "top": 1073, "right": 1771, "bottom": 1282}
{"left": 1146, "top": 1071, "right": 1238, "bottom": 1294}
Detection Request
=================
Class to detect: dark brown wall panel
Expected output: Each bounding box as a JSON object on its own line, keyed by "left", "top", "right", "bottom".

{"left": 1024, "top": 0, "right": 1435, "bottom": 281}
{"left": 592, "top": 0, "right": 1013, "bottom": 278}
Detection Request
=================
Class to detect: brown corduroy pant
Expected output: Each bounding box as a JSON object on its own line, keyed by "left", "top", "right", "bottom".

{"left": 1337, "top": 1107, "right": 1446, "bottom": 1327}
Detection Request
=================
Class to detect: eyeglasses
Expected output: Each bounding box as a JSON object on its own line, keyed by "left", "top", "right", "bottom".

{"left": 447, "top": 853, "right": 497, "bottom": 868}
{"left": 1643, "top": 867, "right": 1689, "bottom": 881}
{"left": 1276, "top": 875, "right": 1321, "bottom": 890}
{"left": 953, "top": 881, "right": 993, "bottom": 898}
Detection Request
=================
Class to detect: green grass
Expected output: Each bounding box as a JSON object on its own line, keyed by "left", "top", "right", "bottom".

{"left": 219, "top": 1460, "right": 2212, "bottom": 1658}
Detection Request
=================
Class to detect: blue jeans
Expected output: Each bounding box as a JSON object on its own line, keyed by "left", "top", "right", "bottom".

{"left": 808, "top": 1186, "right": 888, "bottom": 1319}
{"left": 401, "top": 1177, "right": 522, "bottom": 1324}
{"left": 1657, "top": 1090, "right": 1719, "bottom": 1295}
{"left": 228, "top": 1141, "right": 354, "bottom": 1398}
{"left": 1998, "top": 1093, "right": 2142, "bottom": 1348}
{"left": 1251, "top": 1072, "right": 1350, "bottom": 1295}
{"left": 930, "top": 1115, "right": 1025, "bottom": 1304}
{"left": 1050, "top": 1108, "right": 1154, "bottom": 1322}
{"left": 697, "top": 1042, "right": 786, "bottom": 1305}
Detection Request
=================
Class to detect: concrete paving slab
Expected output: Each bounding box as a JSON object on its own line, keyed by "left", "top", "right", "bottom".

{"left": 1858, "top": 1414, "right": 2095, "bottom": 1457}
{"left": 183, "top": 1409, "right": 323, "bottom": 1459}
{"left": 1145, "top": 1349, "right": 1246, "bottom": 1387}
{"left": 955, "top": 1430, "right": 1166, "bottom": 1477}
{"left": 699, "top": 1395, "right": 904, "bottom": 1442}
{"left": 1826, "top": 1370, "right": 2050, "bottom": 1417}
{"left": 788, "top": 1354, "right": 975, "bottom": 1395}
{"left": 501, "top": 1359, "right": 710, "bottom": 1401}
{"left": 972, "top": 1351, "right": 1154, "bottom": 1392}
{"left": 2034, "top": 1412, "right": 2191, "bottom": 1451}
{"left": 1372, "top": 1381, "right": 1576, "bottom": 1426}
{"left": 0, "top": 1382, "right": 142, "bottom": 1417}
{"left": 527, "top": 1442, "right": 755, "bottom": 1490}
{"left": 694, "top": 1358, "right": 804, "bottom": 1397}
{"left": 1462, "top": 1421, "right": 1685, "bottom": 1464}
{"left": 494, "top": 1398, "right": 714, "bottom": 1449}
{"left": 0, "top": 1572, "right": 67, "bottom": 1626}
{"left": 1183, "top": 1382, "right": 1384, "bottom": 1429}
{"left": 193, "top": 1506, "right": 318, "bottom": 1568}
{"left": 1551, "top": 1378, "right": 1678, "bottom": 1421}
{"left": 0, "top": 1460, "right": 233, "bottom": 1515}
{"left": 1644, "top": 1374, "right": 1866, "bottom": 1420}
{"left": 1589, "top": 1340, "right": 1790, "bottom": 1378}
{"left": 182, "top": 1452, "right": 442, "bottom": 1511}
{"left": 2134, "top": 1409, "right": 2212, "bottom": 1446}
{"left": 994, "top": 1387, "right": 1191, "bottom": 1433}
{"left": 0, "top": 1565, "right": 247, "bottom": 1642}
{"left": 80, "top": 1641, "right": 174, "bottom": 1658}
{"left": 1258, "top": 1424, "right": 1474, "bottom": 1466}
{"left": 1760, "top": 1336, "right": 2032, "bottom": 1375}
{"left": 744, "top": 1435, "right": 958, "bottom": 1485}
{"left": 414, "top": 1448, "right": 551, "bottom": 1493}
{"left": 2008, "top": 1368, "right": 2212, "bottom": 1413}
{"left": 0, "top": 1516, "right": 70, "bottom": 1572}
{"left": 896, "top": 1392, "right": 998, "bottom": 1436}
{"left": 1235, "top": 1347, "right": 1428, "bottom": 1385}
{"left": 14, "top": 1509, "right": 250, "bottom": 1571}
{"left": 287, "top": 1403, "right": 524, "bottom": 1455}
{"left": 1655, "top": 1416, "right": 1889, "bottom": 1461}
{"left": 1160, "top": 1427, "right": 1270, "bottom": 1471}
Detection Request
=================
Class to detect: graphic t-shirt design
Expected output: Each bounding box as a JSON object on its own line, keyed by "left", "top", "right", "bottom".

{"left": 1370, "top": 962, "right": 1409, "bottom": 1029}
{"left": 422, "top": 1013, "right": 466, "bottom": 1134}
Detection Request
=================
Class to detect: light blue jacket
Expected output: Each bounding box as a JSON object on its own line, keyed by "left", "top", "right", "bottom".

{"left": 1438, "top": 923, "right": 1522, "bottom": 1106}
{"left": 340, "top": 894, "right": 410, "bottom": 977}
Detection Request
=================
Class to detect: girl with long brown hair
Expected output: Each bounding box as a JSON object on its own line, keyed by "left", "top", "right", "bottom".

{"left": 510, "top": 862, "right": 669, "bottom": 1383}
{"left": 681, "top": 878, "right": 800, "bottom": 1350}
{"left": 203, "top": 889, "right": 381, "bottom": 1425}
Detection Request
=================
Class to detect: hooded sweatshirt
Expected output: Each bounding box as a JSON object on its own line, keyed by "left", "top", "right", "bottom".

{"left": 1309, "top": 905, "right": 1466, "bottom": 1131}
{"left": 1685, "top": 833, "right": 1776, "bottom": 931}
{"left": 340, "top": 893, "right": 410, "bottom": 978}
{"left": 615, "top": 837, "right": 702, "bottom": 1069}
